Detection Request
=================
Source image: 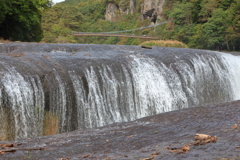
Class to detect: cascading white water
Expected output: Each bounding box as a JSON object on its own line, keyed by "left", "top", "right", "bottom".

{"left": 52, "top": 69, "right": 67, "bottom": 133}
{"left": 128, "top": 55, "right": 177, "bottom": 116}
{"left": 1, "top": 46, "right": 240, "bottom": 141}
{"left": 219, "top": 53, "right": 240, "bottom": 99}
{"left": 66, "top": 52, "right": 240, "bottom": 130}
{"left": 0, "top": 62, "right": 45, "bottom": 140}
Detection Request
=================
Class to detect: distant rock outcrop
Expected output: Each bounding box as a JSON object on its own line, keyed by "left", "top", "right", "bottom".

{"left": 141, "top": 0, "right": 165, "bottom": 24}
{"left": 141, "top": 0, "right": 165, "bottom": 15}
{"left": 105, "top": 2, "right": 118, "bottom": 21}
{"left": 118, "top": 0, "right": 137, "bottom": 15}
{"left": 129, "top": 0, "right": 136, "bottom": 14}
{"left": 105, "top": 0, "right": 165, "bottom": 23}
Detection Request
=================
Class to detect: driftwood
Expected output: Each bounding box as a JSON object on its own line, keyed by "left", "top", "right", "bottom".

{"left": 140, "top": 150, "right": 161, "bottom": 160}
{"left": 0, "top": 143, "right": 21, "bottom": 148}
{"left": 195, "top": 134, "right": 211, "bottom": 140}
{"left": 193, "top": 134, "right": 217, "bottom": 145}
{"left": 141, "top": 46, "right": 152, "bottom": 49}
{"left": 82, "top": 154, "right": 91, "bottom": 158}
{"left": 167, "top": 134, "right": 217, "bottom": 154}
{"left": 60, "top": 157, "right": 71, "bottom": 160}
{"left": 0, "top": 147, "right": 46, "bottom": 153}
{"left": 167, "top": 145, "right": 190, "bottom": 154}
{"left": 0, "top": 143, "right": 47, "bottom": 154}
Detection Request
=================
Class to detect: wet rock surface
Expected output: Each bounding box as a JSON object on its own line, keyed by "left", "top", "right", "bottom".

{"left": 1, "top": 100, "right": 240, "bottom": 160}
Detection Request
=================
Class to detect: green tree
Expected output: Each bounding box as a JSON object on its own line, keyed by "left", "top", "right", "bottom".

{"left": 42, "top": 4, "right": 83, "bottom": 43}
{"left": 0, "top": 0, "right": 51, "bottom": 41}
{"left": 220, "top": 0, "right": 233, "bottom": 10}
{"left": 199, "top": 0, "right": 220, "bottom": 22}
{"left": 0, "top": 0, "right": 10, "bottom": 23}
{"left": 169, "top": 2, "right": 194, "bottom": 25}
{"left": 223, "top": 0, "right": 240, "bottom": 50}
{"left": 202, "top": 8, "right": 227, "bottom": 49}
{"left": 78, "top": 0, "right": 106, "bottom": 24}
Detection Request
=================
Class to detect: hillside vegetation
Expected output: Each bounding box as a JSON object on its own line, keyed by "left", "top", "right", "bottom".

{"left": 139, "top": 40, "right": 189, "bottom": 48}
{"left": 42, "top": 0, "right": 144, "bottom": 45}
{"left": 160, "top": 0, "right": 240, "bottom": 51}
{"left": 0, "top": 0, "right": 239, "bottom": 51}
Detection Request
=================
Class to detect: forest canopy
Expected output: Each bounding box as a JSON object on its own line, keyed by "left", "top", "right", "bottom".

{"left": 159, "top": 0, "right": 240, "bottom": 51}
{"left": 0, "top": 0, "right": 51, "bottom": 42}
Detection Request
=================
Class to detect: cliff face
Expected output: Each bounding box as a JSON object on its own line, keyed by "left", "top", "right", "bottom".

{"left": 129, "top": 0, "right": 136, "bottom": 14}
{"left": 105, "top": 2, "right": 118, "bottom": 21}
{"left": 141, "top": 0, "right": 165, "bottom": 15}
{"left": 105, "top": 0, "right": 165, "bottom": 21}
{"left": 119, "top": 0, "right": 136, "bottom": 15}
{"left": 105, "top": 0, "right": 136, "bottom": 21}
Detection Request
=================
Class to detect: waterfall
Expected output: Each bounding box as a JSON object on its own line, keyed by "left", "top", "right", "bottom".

{"left": 0, "top": 43, "right": 240, "bottom": 141}
{"left": 0, "top": 62, "right": 44, "bottom": 140}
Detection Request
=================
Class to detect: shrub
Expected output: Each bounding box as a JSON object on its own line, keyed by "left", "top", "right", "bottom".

{"left": 139, "top": 40, "right": 188, "bottom": 48}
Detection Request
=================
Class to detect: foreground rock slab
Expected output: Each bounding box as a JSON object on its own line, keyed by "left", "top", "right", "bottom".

{"left": 1, "top": 100, "right": 240, "bottom": 160}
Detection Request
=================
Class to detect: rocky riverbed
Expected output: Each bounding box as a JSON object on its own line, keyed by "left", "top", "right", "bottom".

{"left": 0, "top": 100, "right": 240, "bottom": 160}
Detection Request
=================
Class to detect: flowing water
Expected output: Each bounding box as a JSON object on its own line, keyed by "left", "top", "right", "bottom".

{"left": 0, "top": 43, "right": 240, "bottom": 141}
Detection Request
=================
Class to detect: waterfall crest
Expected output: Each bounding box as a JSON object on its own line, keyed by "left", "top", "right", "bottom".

{"left": 0, "top": 43, "right": 240, "bottom": 141}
